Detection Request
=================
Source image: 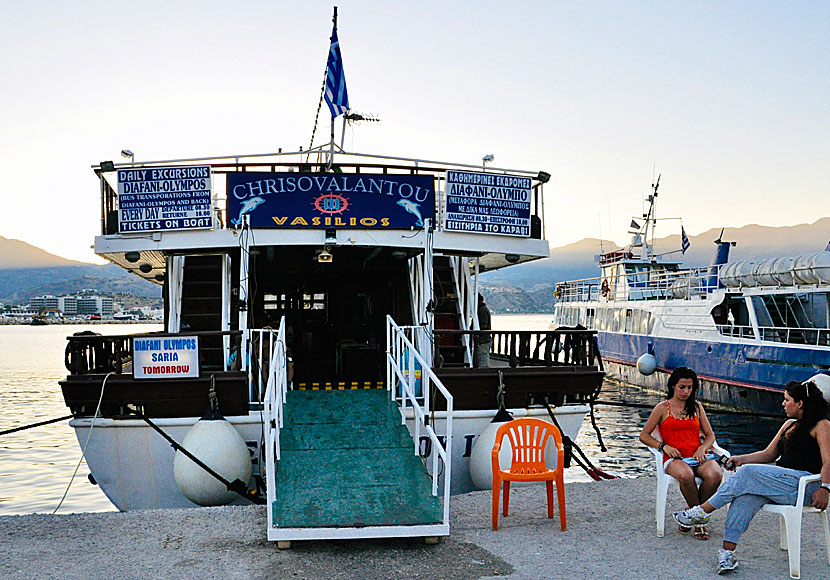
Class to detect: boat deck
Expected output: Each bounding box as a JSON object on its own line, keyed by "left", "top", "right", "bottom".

{"left": 270, "top": 389, "right": 443, "bottom": 537}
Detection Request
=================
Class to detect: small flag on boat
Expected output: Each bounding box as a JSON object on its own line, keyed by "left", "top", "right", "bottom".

{"left": 324, "top": 25, "right": 349, "bottom": 118}
{"left": 681, "top": 225, "right": 691, "bottom": 254}
{"left": 629, "top": 219, "right": 640, "bottom": 231}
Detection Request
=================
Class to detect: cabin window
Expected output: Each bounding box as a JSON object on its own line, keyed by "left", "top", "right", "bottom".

{"left": 586, "top": 308, "right": 596, "bottom": 329}
{"left": 624, "top": 309, "right": 634, "bottom": 333}
{"left": 752, "top": 292, "right": 829, "bottom": 345}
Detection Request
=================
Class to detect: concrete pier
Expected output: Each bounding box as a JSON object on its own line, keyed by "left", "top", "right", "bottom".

{"left": 1, "top": 475, "right": 828, "bottom": 579}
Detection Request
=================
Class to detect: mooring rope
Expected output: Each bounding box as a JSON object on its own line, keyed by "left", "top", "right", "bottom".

{"left": 52, "top": 371, "right": 114, "bottom": 514}
{"left": 1, "top": 415, "right": 73, "bottom": 436}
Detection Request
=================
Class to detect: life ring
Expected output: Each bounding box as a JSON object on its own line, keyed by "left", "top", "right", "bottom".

{"left": 601, "top": 280, "right": 609, "bottom": 297}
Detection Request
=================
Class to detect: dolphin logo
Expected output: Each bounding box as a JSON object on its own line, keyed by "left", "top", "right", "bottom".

{"left": 232, "top": 196, "right": 265, "bottom": 226}
{"left": 396, "top": 199, "right": 424, "bottom": 227}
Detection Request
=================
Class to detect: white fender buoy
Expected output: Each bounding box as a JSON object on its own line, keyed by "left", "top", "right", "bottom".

{"left": 469, "top": 409, "right": 514, "bottom": 491}
{"left": 637, "top": 343, "right": 657, "bottom": 376}
{"left": 173, "top": 409, "right": 252, "bottom": 507}
{"left": 807, "top": 373, "right": 830, "bottom": 401}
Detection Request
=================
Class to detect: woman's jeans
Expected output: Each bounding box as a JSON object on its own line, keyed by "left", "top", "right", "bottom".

{"left": 708, "top": 464, "right": 816, "bottom": 544}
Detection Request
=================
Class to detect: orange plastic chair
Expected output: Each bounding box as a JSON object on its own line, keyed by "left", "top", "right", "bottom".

{"left": 491, "top": 418, "right": 566, "bottom": 531}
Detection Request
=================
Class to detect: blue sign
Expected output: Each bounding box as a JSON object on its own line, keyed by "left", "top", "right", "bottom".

{"left": 444, "top": 170, "right": 532, "bottom": 237}
{"left": 227, "top": 173, "right": 435, "bottom": 229}
{"left": 117, "top": 166, "right": 213, "bottom": 233}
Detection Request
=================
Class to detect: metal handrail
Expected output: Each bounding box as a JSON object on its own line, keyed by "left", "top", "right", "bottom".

{"left": 387, "top": 316, "right": 453, "bottom": 522}
{"left": 263, "top": 318, "right": 288, "bottom": 527}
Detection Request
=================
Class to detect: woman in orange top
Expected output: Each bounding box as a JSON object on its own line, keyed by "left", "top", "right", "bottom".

{"left": 640, "top": 367, "right": 723, "bottom": 539}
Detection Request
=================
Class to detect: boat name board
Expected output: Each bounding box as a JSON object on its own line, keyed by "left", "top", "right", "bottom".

{"left": 133, "top": 336, "right": 200, "bottom": 379}
{"left": 226, "top": 173, "right": 435, "bottom": 229}
{"left": 117, "top": 166, "right": 213, "bottom": 233}
{"left": 444, "top": 170, "right": 531, "bottom": 237}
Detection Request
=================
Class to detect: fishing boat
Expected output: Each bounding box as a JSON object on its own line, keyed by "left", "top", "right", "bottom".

{"left": 553, "top": 177, "right": 830, "bottom": 414}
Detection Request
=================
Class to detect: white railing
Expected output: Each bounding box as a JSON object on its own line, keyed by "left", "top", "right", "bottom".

{"left": 556, "top": 264, "right": 725, "bottom": 303}
{"left": 260, "top": 318, "right": 288, "bottom": 527}
{"left": 757, "top": 326, "right": 830, "bottom": 346}
{"left": 386, "top": 315, "right": 453, "bottom": 524}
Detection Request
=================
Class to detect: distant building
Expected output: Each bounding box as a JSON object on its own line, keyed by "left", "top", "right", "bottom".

{"left": 29, "top": 295, "right": 59, "bottom": 313}
{"left": 59, "top": 296, "right": 78, "bottom": 315}
{"left": 76, "top": 296, "right": 114, "bottom": 315}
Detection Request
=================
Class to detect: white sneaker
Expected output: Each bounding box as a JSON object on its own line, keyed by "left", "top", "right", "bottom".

{"left": 672, "top": 506, "right": 712, "bottom": 526}
{"left": 717, "top": 549, "right": 738, "bottom": 574}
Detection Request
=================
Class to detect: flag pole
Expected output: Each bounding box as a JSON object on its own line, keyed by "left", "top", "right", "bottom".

{"left": 328, "top": 7, "right": 338, "bottom": 170}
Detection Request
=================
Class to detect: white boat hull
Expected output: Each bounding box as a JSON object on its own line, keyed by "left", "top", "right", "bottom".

{"left": 71, "top": 404, "right": 589, "bottom": 510}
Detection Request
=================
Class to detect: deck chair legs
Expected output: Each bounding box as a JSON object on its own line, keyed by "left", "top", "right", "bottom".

{"left": 556, "top": 475, "right": 567, "bottom": 531}
{"left": 767, "top": 507, "right": 830, "bottom": 579}
{"left": 492, "top": 480, "right": 566, "bottom": 531}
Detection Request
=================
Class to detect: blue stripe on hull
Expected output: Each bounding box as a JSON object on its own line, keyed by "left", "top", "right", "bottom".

{"left": 598, "top": 332, "right": 830, "bottom": 393}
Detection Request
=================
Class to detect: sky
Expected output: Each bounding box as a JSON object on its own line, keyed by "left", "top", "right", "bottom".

{"left": 1, "top": 1, "right": 828, "bottom": 263}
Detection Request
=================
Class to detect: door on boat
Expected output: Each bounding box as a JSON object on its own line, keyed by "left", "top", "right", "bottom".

{"left": 176, "top": 253, "right": 239, "bottom": 371}
{"left": 251, "top": 246, "right": 413, "bottom": 388}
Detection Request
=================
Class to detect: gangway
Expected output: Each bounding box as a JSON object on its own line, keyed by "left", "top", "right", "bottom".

{"left": 261, "top": 317, "right": 453, "bottom": 544}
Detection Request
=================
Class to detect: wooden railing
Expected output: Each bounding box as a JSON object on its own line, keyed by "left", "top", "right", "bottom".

{"left": 64, "top": 330, "right": 243, "bottom": 376}
{"left": 432, "top": 328, "right": 603, "bottom": 369}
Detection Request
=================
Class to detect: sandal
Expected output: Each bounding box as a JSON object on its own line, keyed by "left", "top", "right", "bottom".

{"left": 678, "top": 524, "right": 692, "bottom": 535}
{"left": 694, "top": 525, "right": 709, "bottom": 540}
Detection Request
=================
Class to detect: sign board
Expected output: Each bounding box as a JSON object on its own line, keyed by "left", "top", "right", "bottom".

{"left": 118, "top": 166, "right": 213, "bottom": 233}
{"left": 133, "top": 336, "right": 200, "bottom": 379}
{"left": 444, "top": 170, "right": 532, "bottom": 236}
{"left": 226, "top": 173, "right": 435, "bottom": 229}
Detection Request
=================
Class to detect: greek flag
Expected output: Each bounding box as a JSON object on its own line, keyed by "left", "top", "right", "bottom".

{"left": 324, "top": 26, "right": 349, "bottom": 118}
{"left": 681, "top": 225, "right": 691, "bottom": 254}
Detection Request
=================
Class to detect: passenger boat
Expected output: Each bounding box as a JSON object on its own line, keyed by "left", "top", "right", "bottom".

{"left": 553, "top": 178, "right": 830, "bottom": 414}
{"left": 58, "top": 144, "right": 606, "bottom": 544}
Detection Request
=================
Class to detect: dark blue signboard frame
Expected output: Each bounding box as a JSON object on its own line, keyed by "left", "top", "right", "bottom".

{"left": 226, "top": 173, "right": 435, "bottom": 229}
{"left": 117, "top": 166, "right": 213, "bottom": 233}
{"left": 444, "top": 170, "right": 532, "bottom": 237}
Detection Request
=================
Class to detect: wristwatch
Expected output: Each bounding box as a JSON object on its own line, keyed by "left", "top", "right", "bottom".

{"left": 821, "top": 483, "right": 830, "bottom": 491}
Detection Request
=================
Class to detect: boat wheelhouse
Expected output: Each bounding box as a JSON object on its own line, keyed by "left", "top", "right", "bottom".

{"left": 554, "top": 180, "right": 830, "bottom": 413}
{"left": 60, "top": 148, "right": 605, "bottom": 542}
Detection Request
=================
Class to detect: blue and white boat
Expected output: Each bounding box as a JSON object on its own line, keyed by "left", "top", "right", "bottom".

{"left": 553, "top": 179, "right": 830, "bottom": 413}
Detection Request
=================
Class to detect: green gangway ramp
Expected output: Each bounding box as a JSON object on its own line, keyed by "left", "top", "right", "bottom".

{"left": 273, "top": 389, "right": 444, "bottom": 530}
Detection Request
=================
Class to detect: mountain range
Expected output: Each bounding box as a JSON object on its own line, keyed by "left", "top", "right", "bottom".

{"left": 2, "top": 218, "right": 828, "bottom": 310}
{"left": 480, "top": 218, "right": 830, "bottom": 312}
{"left": 0, "top": 236, "right": 160, "bottom": 303}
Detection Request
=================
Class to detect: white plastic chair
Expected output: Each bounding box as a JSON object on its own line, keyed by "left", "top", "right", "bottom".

{"left": 649, "top": 427, "right": 731, "bottom": 537}
{"left": 759, "top": 473, "right": 830, "bottom": 579}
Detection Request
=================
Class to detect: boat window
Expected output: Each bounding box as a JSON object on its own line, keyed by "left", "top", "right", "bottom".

{"left": 624, "top": 309, "right": 634, "bottom": 333}
{"left": 715, "top": 295, "right": 754, "bottom": 339}
{"left": 752, "top": 292, "right": 829, "bottom": 345}
{"left": 586, "top": 308, "right": 596, "bottom": 329}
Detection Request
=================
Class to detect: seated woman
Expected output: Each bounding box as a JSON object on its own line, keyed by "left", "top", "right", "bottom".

{"left": 674, "top": 380, "right": 830, "bottom": 575}
{"left": 640, "top": 366, "right": 723, "bottom": 540}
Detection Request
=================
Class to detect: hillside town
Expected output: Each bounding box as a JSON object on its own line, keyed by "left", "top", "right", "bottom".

{"left": 0, "top": 289, "right": 162, "bottom": 324}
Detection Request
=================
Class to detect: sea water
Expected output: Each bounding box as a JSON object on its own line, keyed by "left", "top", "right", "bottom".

{"left": 0, "top": 316, "right": 782, "bottom": 515}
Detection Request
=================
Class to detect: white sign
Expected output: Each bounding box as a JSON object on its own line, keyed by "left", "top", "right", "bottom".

{"left": 444, "top": 170, "right": 532, "bottom": 237}
{"left": 117, "top": 166, "right": 213, "bottom": 233}
{"left": 133, "top": 336, "right": 200, "bottom": 379}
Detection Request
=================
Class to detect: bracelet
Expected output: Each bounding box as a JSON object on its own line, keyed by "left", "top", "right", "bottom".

{"left": 821, "top": 483, "right": 830, "bottom": 491}
{"left": 658, "top": 442, "right": 666, "bottom": 452}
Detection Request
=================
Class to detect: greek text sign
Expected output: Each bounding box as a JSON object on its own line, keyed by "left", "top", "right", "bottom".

{"left": 118, "top": 166, "right": 213, "bottom": 233}
{"left": 227, "top": 173, "right": 435, "bottom": 229}
{"left": 133, "top": 336, "right": 200, "bottom": 379}
{"left": 444, "top": 171, "right": 531, "bottom": 236}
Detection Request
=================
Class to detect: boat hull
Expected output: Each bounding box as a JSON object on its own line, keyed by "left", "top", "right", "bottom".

{"left": 598, "top": 330, "right": 828, "bottom": 413}
{"left": 71, "top": 405, "right": 589, "bottom": 510}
